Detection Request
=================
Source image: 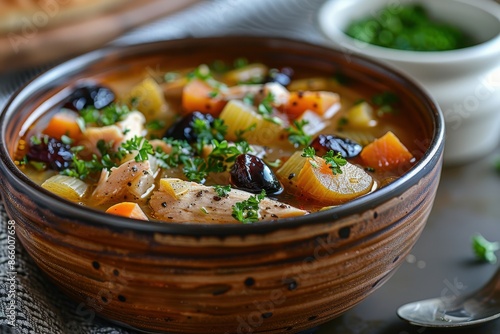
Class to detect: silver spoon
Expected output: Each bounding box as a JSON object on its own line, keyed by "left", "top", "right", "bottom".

{"left": 397, "top": 266, "right": 500, "bottom": 328}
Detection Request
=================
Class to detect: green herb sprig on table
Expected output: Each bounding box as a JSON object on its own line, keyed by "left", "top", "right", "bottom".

{"left": 472, "top": 234, "right": 499, "bottom": 264}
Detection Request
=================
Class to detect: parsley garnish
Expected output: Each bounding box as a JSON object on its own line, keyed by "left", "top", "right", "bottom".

{"left": 323, "top": 150, "right": 347, "bottom": 175}
{"left": 78, "top": 103, "right": 131, "bottom": 129}
{"left": 257, "top": 92, "right": 274, "bottom": 116}
{"left": 213, "top": 185, "right": 231, "bottom": 197}
{"left": 61, "top": 156, "right": 91, "bottom": 180}
{"left": 209, "top": 140, "right": 250, "bottom": 163}
{"left": 120, "top": 136, "right": 154, "bottom": 162}
{"left": 372, "top": 92, "right": 399, "bottom": 115}
{"left": 337, "top": 117, "right": 348, "bottom": 129}
{"left": 334, "top": 73, "right": 349, "bottom": 85}
{"left": 187, "top": 64, "right": 227, "bottom": 92}
{"left": 234, "top": 57, "right": 249, "bottom": 69}
{"left": 472, "top": 234, "right": 499, "bottom": 264}
{"left": 302, "top": 147, "right": 319, "bottom": 168}
{"left": 147, "top": 119, "right": 165, "bottom": 131}
{"left": 182, "top": 157, "right": 212, "bottom": 183}
{"left": 243, "top": 94, "right": 255, "bottom": 106}
{"left": 182, "top": 140, "right": 251, "bottom": 183}
{"left": 192, "top": 118, "right": 227, "bottom": 149}
{"left": 286, "top": 120, "right": 312, "bottom": 147}
{"left": 154, "top": 138, "right": 193, "bottom": 169}
{"left": 29, "top": 161, "right": 47, "bottom": 171}
{"left": 301, "top": 147, "right": 316, "bottom": 159}
{"left": 232, "top": 190, "right": 266, "bottom": 223}
{"left": 30, "top": 135, "right": 42, "bottom": 145}
{"left": 301, "top": 147, "right": 346, "bottom": 175}
{"left": 494, "top": 158, "right": 500, "bottom": 174}
{"left": 265, "top": 158, "right": 282, "bottom": 168}
{"left": 256, "top": 92, "right": 282, "bottom": 125}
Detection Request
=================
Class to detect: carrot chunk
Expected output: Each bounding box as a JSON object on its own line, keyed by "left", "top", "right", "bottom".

{"left": 284, "top": 91, "right": 340, "bottom": 119}
{"left": 360, "top": 131, "right": 414, "bottom": 171}
{"left": 105, "top": 202, "right": 149, "bottom": 220}
{"left": 42, "top": 112, "right": 82, "bottom": 140}
{"left": 182, "top": 79, "right": 226, "bottom": 116}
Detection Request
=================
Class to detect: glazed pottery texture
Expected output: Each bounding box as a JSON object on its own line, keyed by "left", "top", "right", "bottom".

{"left": 0, "top": 37, "right": 444, "bottom": 333}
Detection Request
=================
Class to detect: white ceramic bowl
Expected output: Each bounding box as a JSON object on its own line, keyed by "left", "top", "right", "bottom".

{"left": 318, "top": 0, "right": 500, "bottom": 165}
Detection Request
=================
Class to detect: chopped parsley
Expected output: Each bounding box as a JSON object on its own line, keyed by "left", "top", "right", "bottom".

{"left": 472, "top": 234, "right": 499, "bottom": 264}
{"left": 302, "top": 147, "right": 319, "bottom": 168}
{"left": 257, "top": 92, "right": 282, "bottom": 125}
{"left": 286, "top": 120, "right": 312, "bottom": 147}
{"left": 182, "top": 157, "right": 211, "bottom": 183}
{"left": 243, "top": 94, "right": 255, "bottom": 106}
{"left": 77, "top": 103, "right": 131, "bottom": 129}
{"left": 147, "top": 119, "right": 165, "bottom": 131}
{"left": 182, "top": 140, "right": 251, "bottom": 183}
{"left": 301, "top": 147, "right": 316, "bottom": 159}
{"left": 234, "top": 57, "right": 249, "bottom": 69}
{"left": 301, "top": 147, "right": 347, "bottom": 175}
{"left": 29, "top": 161, "right": 47, "bottom": 171}
{"left": 372, "top": 92, "right": 399, "bottom": 115}
{"left": 213, "top": 185, "right": 231, "bottom": 197}
{"left": 323, "top": 150, "right": 347, "bottom": 175}
{"left": 495, "top": 158, "right": 500, "bottom": 174}
{"left": 119, "top": 136, "right": 154, "bottom": 162}
{"left": 154, "top": 138, "right": 193, "bottom": 169}
{"left": 187, "top": 64, "right": 227, "bottom": 92}
{"left": 192, "top": 117, "right": 227, "bottom": 152}
{"left": 232, "top": 190, "right": 266, "bottom": 223}
{"left": 337, "top": 117, "right": 349, "bottom": 129}
{"left": 61, "top": 156, "right": 90, "bottom": 180}
{"left": 30, "top": 135, "right": 45, "bottom": 145}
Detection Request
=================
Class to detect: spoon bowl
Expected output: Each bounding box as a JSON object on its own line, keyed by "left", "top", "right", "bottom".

{"left": 398, "top": 266, "right": 500, "bottom": 328}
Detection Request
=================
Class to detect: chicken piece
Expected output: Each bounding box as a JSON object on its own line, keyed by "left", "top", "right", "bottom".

{"left": 221, "top": 84, "right": 263, "bottom": 100}
{"left": 150, "top": 178, "right": 308, "bottom": 224}
{"left": 263, "top": 82, "right": 290, "bottom": 108}
{"left": 92, "top": 159, "right": 158, "bottom": 205}
{"left": 80, "top": 111, "right": 146, "bottom": 156}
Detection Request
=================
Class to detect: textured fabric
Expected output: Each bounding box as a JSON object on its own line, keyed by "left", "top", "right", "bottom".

{"left": 0, "top": 0, "right": 327, "bottom": 333}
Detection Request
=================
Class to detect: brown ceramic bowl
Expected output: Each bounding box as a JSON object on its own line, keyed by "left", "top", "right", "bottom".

{"left": 0, "top": 37, "right": 444, "bottom": 333}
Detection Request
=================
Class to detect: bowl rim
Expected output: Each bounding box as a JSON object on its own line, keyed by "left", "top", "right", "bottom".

{"left": 0, "top": 36, "right": 445, "bottom": 237}
{"left": 317, "top": 0, "right": 500, "bottom": 64}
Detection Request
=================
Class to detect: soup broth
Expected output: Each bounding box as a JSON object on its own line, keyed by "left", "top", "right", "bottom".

{"left": 15, "top": 57, "right": 428, "bottom": 223}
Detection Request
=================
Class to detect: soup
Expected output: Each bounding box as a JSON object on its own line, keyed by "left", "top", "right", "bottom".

{"left": 14, "top": 58, "right": 427, "bottom": 223}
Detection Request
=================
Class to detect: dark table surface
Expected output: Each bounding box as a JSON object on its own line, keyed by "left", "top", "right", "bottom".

{"left": 318, "top": 147, "right": 500, "bottom": 334}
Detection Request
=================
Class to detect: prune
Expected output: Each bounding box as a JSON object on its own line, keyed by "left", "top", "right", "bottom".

{"left": 164, "top": 111, "right": 215, "bottom": 143}
{"left": 311, "top": 134, "right": 362, "bottom": 158}
{"left": 265, "top": 67, "right": 294, "bottom": 87}
{"left": 27, "top": 137, "right": 73, "bottom": 170}
{"left": 63, "top": 84, "right": 115, "bottom": 111}
{"left": 230, "top": 154, "right": 283, "bottom": 195}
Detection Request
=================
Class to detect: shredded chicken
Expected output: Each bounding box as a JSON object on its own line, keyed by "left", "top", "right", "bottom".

{"left": 150, "top": 179, "right": 307, "bottom": 224}
{"left": 80, "top": 111, "right": 146, "bottom": 156}
{"left": 92, "top": 158, "right": 158, "bottom": 205}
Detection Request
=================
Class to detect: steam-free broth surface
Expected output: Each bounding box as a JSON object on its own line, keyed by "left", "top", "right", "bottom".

{"left": 15, "top": 57, "right": 428, "bottom": 223}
